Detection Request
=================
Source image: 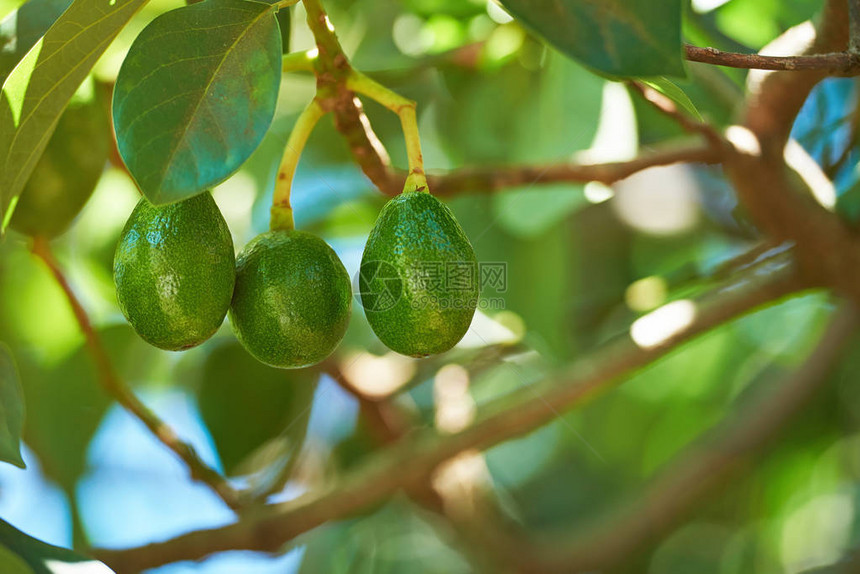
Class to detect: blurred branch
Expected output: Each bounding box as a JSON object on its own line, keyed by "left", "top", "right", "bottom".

{"left": 722, "top": 0, "right": 860, "bottom": 305}
{"left": 95, "top": 263, "right": 805, "bottom": 572}
{"left": 29, "top": 238, "right": 243, "bottom": 512}
{"left": 538, "top": 302, "right": 859, "bottom": 572}
{"left": 328, "top": 364, "right": 533, "bottom": 574}
{"left": 849, "top": 0, "right": 860, "bottom": 54}
{"left": 629, "top": 81, "right": 725, "bottom": 148}
{"left": 423, "top": 143, "right": 720, "bottom": 197}
{"left": 685, "top": 44, "right": 860, "bottom": 74}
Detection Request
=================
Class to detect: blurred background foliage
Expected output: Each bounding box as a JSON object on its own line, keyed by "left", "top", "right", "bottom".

{"left": 0, "top": 0, "right": 858, "bottom": 572}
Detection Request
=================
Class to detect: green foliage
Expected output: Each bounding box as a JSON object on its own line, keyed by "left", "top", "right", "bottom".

{"left": 0, "top": 0, "right": 72, "bottom": 86}
{"left": 230, "top": 230, "right": 352, "bottom": 368}
{"left": 498, "top": 0, "right": 684, "bottom": 77}
{"left": 0, "top": 0, "right": 109, "bottom": 240}
{"left": 114, "top": 193, "right": 235, "bottom": 351}
{"left": 112, "top": 0, "right": 282, "bottom": 205}
{"left": 0, "top": 343, "right": 25, "bottom": 468}
{"left": 360, "top": 191, "right": 478, "bottom": 357}
{"left": 0, "top": 519, "right": 113, "bottom": 573}
{"left": 0, "top": 0, "right": 149, "bottom": 235}
{"left": 197, "top": 340, "right": 318, "bottom": 475}
{"left": 9, "top": 84, "right": 109, "bottom": 239}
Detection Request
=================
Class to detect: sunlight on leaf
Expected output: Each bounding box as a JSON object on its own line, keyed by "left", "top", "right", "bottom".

{"left": 0, "top": 0, "right": 150, "bottom": 235}
{"left": 112, "top": 0, "right": 282, "bottom": 204}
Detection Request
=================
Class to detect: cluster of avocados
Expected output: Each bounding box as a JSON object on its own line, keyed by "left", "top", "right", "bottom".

{"left": 112, "top": 187, "right": 479, "bottom": 368}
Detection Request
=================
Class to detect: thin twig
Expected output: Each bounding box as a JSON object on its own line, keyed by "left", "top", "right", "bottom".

{"left": 685, "top": 44, "right": 860, "bottom": 74}
{"left": 629, "top": 81, "right": 725, "bottom": 148}
{"left": 30, "top": 238, "right": 243, "bottom": 512}
{"left": 95, "top": 265, "right": 804, "bottom": 572}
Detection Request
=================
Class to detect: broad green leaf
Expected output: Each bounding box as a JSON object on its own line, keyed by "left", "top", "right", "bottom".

{"left": 112, "top": 0, "right": 282, "bottom": 205}
{"left": 497, "top": 0, "right": 685, "bottom": 77}
{"left": 9, "top": 81, "right": 110, "bottom": 239}
{"left": 0, "top": 343, "right": 25, "bottom": 469}
{"left": 0, "top": 0, "right": 150, "bottom": 235}
{"left": 0, "top": 519, "right": 114, "bottom": 573}
{"left": 0, "top": 0, "right": 73, "bottom": 84}
{"left": 640, "top": 77, "right": 702, "bottom": 120}
{"left": 197, "top": 340, "right": 317, "bottom": 475}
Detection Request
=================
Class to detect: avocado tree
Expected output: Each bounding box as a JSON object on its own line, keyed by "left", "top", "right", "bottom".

{"left": 1, "top": 0, "right": 860, "bottom": 572}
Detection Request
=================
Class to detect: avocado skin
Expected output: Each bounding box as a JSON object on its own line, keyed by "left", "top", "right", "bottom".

{"left": 113, "top": 193, "right": 235, "bottom": 351}
{"left": 229, "top": 230, "right": 352, "bottom": 369}
{"left": 360, "top": 191, "right": 478, "bottom": 357}
{"left": 9, "top": 96, "right": 109, "bottom": 238}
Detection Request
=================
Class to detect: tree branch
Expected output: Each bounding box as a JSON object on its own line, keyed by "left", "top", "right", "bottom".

{"left": 629, "top": 81, "right": 725, "bottom": 148}
{"left": 30, "top": 238, "right": 243, "bottom": 512}
{"left": 95, "top": 264, "right": 804, "bottom": 573}
{"left": 422, "top": 143, "right": 720, "bottom": 197}
{"left": 685, "top": 44, "right": 860, "bottom": 73}
{"left": 537, "top": 302, "right": 858, "bottom": 572}
{"left": 722, "top": 0, "right": 860, "bottom": 304}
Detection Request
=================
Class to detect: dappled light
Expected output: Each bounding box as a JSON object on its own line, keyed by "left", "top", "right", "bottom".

{"left": 1, "top": 0, "right": 860, "bottom": 572}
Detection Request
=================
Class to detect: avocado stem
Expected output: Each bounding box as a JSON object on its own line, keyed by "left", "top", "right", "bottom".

{"left": 345, "top": 70, "right": 429, "bottom": 193}
{"left": 271, "top": 99, "right": 327, "bottom": 231}
{"left": 272, "top": 0, "right": 300, "bottom": 10}
{"left": 281, "top": 48, "right": 317, "bottom": 74}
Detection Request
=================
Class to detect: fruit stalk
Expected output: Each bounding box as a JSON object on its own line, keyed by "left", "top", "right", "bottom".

{"left": 346, "top": 70, "right": 429, "bottom": 193}
{"left": 281, "top": 48, "right": 317, "bottom": 74}
{"left": 271, "top": 99, "right": 327, "bottom": 231}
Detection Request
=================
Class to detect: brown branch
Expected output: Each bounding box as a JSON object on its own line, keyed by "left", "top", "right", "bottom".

{"left": 722, "top": 0, "right": 860, "bottom": 305}
{"left": 629, "top": 81, "right": 725, "bottom": 148}
{"left": 30, "top": 238, "right": 243, "bottom": 512}
{"left": 95, "top": 265, "right": 804, "bottom": 573}
{"left": 423, "top": 143, "right": 720, "bottom": 197}
{"left": 539, "top": 302, "right": 858, "bottom": 572}
{"left": 685, "top": 44, "right": 860, "bottom": 73}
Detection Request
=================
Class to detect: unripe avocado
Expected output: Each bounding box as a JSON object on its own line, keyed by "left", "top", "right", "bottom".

{"left": 113, "top": 193, "right": 235, "bottom": 351}
{"left": 360, "top": 190, "right": 478, "bottom": 357}
{"left": 9, "top": 94, "right": 109, "bottom": 238}
{"left": 229, "top": 230, "right": 352, "bottom": 369}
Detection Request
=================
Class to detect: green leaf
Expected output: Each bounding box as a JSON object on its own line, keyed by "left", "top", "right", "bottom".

{"left": 0, "top": 343, "right": 25, "bottom": 469}
{"left": 0, "top": 0, "right": 150, "bottom": 235}
{"left": 112, "top": 0, "right": 282, "bottom": 205}
{"left": 640, "top": 77, "right": 702, "bottom": 120}
{"left": 493, "top": 183, "right": 588, "bottom": 238}
{"left": 0, "top": 519, "right": 114, "bottom": 573}
{"left": 276, "top": 6, "right": 291, "bottom": 53}
{"left": 0, "top": 545, "right": 34, "bottom": 574}
{"left": 197, "top": 340, "right": 317, "bottom": 475}
{"left": 497, "top": 0, "right": 684, "bottom": 77}
{"left": 0, "top": 0, "right": 73, "bottom": 84}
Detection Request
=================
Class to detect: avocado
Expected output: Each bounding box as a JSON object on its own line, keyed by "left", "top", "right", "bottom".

{"left": 113, "top": 192, "right": 235, "bottom": 351}
{"left": 9, "top": 93, "right": 109, "bottom": 238}
{"left": 360, "top": 190, "right": 478, "bottom": 357}
{"left": 229, "top": 230, "right": 352, "bottom": 369}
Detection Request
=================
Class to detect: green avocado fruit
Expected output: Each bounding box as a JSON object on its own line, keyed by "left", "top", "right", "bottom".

{"left": 9, "top": 91, "right": 109, "bottom": 238}
{"left": 359, "top": 190, "right": 478, "bottom": 357}
{"left": 113, "top": 192, "right": 235, "bottom": 351}
{"left": 229, "top": 230, "right": 352, "bottom": 369}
